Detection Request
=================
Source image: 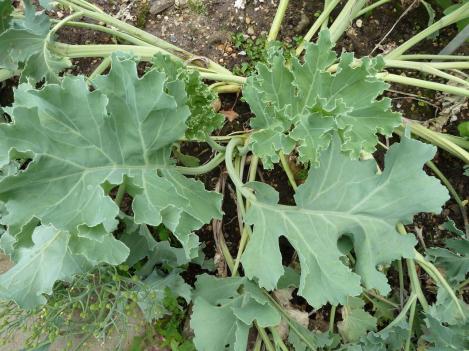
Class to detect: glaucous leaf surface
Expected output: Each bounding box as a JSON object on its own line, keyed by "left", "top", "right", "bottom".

{"left": 190, "top": 274, "right": 281, "bottom": 351}
{"left": 340, "top": 321, "right": 408, "bottom": 351}
{"left": 136, "top": 269, "right": 191, "bottom": 321}
{"left": 288, "top": 322, "right": 339, "bottom": 351}
{"left": 0, "top": 225, "right": 129, "bottom": 308}
{"left": 0, "top": 0, "right": 69, "bottom": 83}
{"left": 0, "top": 55, "right": 222, "bottom": 256}
{"left": 241, "top": 137, "right": 448, "bottom": 307}
{"left": 243, "top": 30, "right": 401, "bottom": 168}
{"left": 338, "top": 297, "right": 377, "bottom": 342}
{"left": 422, "top": 314, "right": 469, "bottom": 350}
{"left": 427, "top": 238, "right": 469, "bottom": 285}
{"left": 0, "top": 55, "right": 222, "bottom": 307}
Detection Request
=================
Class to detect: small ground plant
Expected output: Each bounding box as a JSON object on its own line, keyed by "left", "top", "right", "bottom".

{"left": 0, "top": 0, "right": 468, "bottom": 350}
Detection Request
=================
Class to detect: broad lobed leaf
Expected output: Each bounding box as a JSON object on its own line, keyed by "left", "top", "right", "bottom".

{"left": 241, "top": 136, "right": 449, "bottom": 307}
{"left": 243, "top": 30, "right": 401, "bottom": 168}
{"left": 427, "top": 238, "right": 469, "bottom": 285}
{"left": 0, "top": 224, "right": 129, "bottom": 308}
{"left": 0, "top": 0, "right": 69, "bottom": 83}
{"left": 338, "top": 297, "right": 377, "bottom": 342}
{"left": 339, "top": 321, "right": 408, "bottom": 351}
{"left": 191, "top": 274, "right": 281, "bottom": 351}
{"left": 0, "top": 54, "right": 222, "bottom": 307}
{"left": 136, "top": 269, "right": 192, "bottom": 321}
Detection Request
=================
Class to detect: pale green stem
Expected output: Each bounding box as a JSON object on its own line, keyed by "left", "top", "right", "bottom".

{"left": 114, "top": 183, "right": 126, "bottom": 207}
{"left": 400, "top": 221, "right": 466, "bottom": 320}
{"left": 51, "top": 42, "right": 172, "bottom": 59}
{"left": 212, "top": 84, "right": 243, "bottom": 94}
{"left": 267, "top": 0, "right": 290, "bottom": 42}
{"left": 399, "top": 54, "right": 469, "bottom": 61}
{"left": 234, "top": 154, "right": 247, "bottom": 234}
{"left": 381, "top": 294, "right": 417, "bottom": 332}
{"left": 426, "top": 160, "right": 469, "bottom": 238}
{"left": 57, "top": 0, "right": 232, "bottom": 75}
{"left": 327, "top": 58, "right": 469, "bottom": 95}
{"left": 279, "top": 153, "right": 298, "bottom": 191}
{"left": 377, "top": 72, "right": 469, "bottom": 97}
{"left": 384, "top": 60, "right": 469, "bottom": 88}
{"left": 321, "top": 0, "right": 330, "bottom": 30}
{"left": 296, "top": 0, "right": 342, "bottom": 55}
{"left": 205, "top": 134, "right": 227, "bottom": 152}
{"left": 438, "top": 133, "right": 469, "bottom": 150}
{"left": 47, "top": 11, "right": 84, "bottom": 38}
{"left": 270, "top": 327, "right": 289, "bottom": 351}
{"left": 232, "top": 155, "right": 258, "bottom": 275}
{"left": 53, "top": 41, "right": 238, "bottom": 81}
{"left": 414, "top": 252, "right": 466, "bottom": 319}
{"left": 398, "top": 122, "right": 469, "bottom": 164}
{"left": 208, "top": 81, "right": 227, "bottom": 90}
{"left": 180, "top": 133, "right": 250, "bottom": 142}
{"left": 175, "top": 152, "right": 225, "bottom": 175}
{"left": 199, "top": 72, "right": 246, "bottom": 85}
{"left": 67, "top": 0, "right": 104, "bottom": 13}
{"left": 235, "top": 156, "right": 247, "bottom": 220}
{"left": 0, "top": 69, "right": 14, "bottom": 83}
{"left": 329, "top": 305, "right": 337, "bottom": 333}
{"left": 458, "top": 278, "right": 469, "bottom": 291}
{"left": 328, "top": 0, "right": 368, "bottom": 43}
{"left": 11, "top": 12, "right": 151, "bottom": 46}
{"left": 397, "top": 223, "right": 429, "bottom": 312}
{"left": 88, "top": 57, "right": 112, "bottom": 81}
{"left": 264, "top": 292, "right": 318, "bottom": 349}
{"left": 385, "top": 2, "right": 469, "bottom": 59}
{"left": 356, "top": 0, "right": 391, "bottom": 17}
{"left": 398, "top": 259, "right": 405, "bottom": 308}
{"left": 404, "top": 297, "right": 417, "bottom": 351}
{"left": 52, "top": 18, "right": 151, "bottom": 46}
{"left": 388, "top": 61, "right": 469, "bottom": 69}
{"left": 406, "top": 258, "right": 429, "bottom": 312}
{"left": 256, "top": 323, "right": 275, "bottom": 351}
{"left": 253, "top": 335, "right": 262, "bottom": 351}
{"left": 225, "top": 138, "right": 256, "bottom": 201}
{"left": 226, "top": 153, "right": 271, "bottom": 351}
{"left": 365, "top": 290, "right": 400, "bottom": 308}
{"left": 248, "top": 155, "right": 260, "bottom": 182}
{"left": 219, "top": 235, "right": 235, "bottom": 273}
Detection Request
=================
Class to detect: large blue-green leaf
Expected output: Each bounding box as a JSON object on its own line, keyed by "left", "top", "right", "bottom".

{"left": 0, "top": 0, "right": 69, "bottom": 83}
{"left": 427, "top": 238, "right": 469, "bottom": 285}
{"left": 244, "top": 30, "right": 400, "bottom": 168}
{"left": 0, "top": 55, "right": 222, "bottom": 257}
{"left": 241, "top": 137, "right": 448, "bottom": 307}
{"left": 190, "top": 274, "right": 281, "bottom": 351}
{"left": 338, "top": 297, "right": 377, "bottom": 342}
{"left": 0, "top": 225, "right": 129, "bottom": 308}
{"left": 0, "top": 55, "right": 222, "bottom": 307}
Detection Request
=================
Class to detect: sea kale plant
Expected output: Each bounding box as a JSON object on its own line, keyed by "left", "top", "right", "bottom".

{"left": 0, "top": 0, "right": 468, "bottom": 350}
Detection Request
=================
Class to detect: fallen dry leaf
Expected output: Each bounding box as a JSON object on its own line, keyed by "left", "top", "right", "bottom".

{"left": 220, "top": 109, "right": 239, "bottom": 122}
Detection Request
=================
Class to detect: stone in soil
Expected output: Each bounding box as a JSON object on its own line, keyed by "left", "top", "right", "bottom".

{"left": 150, "top": 0, "right": 175, "bottom": 14}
